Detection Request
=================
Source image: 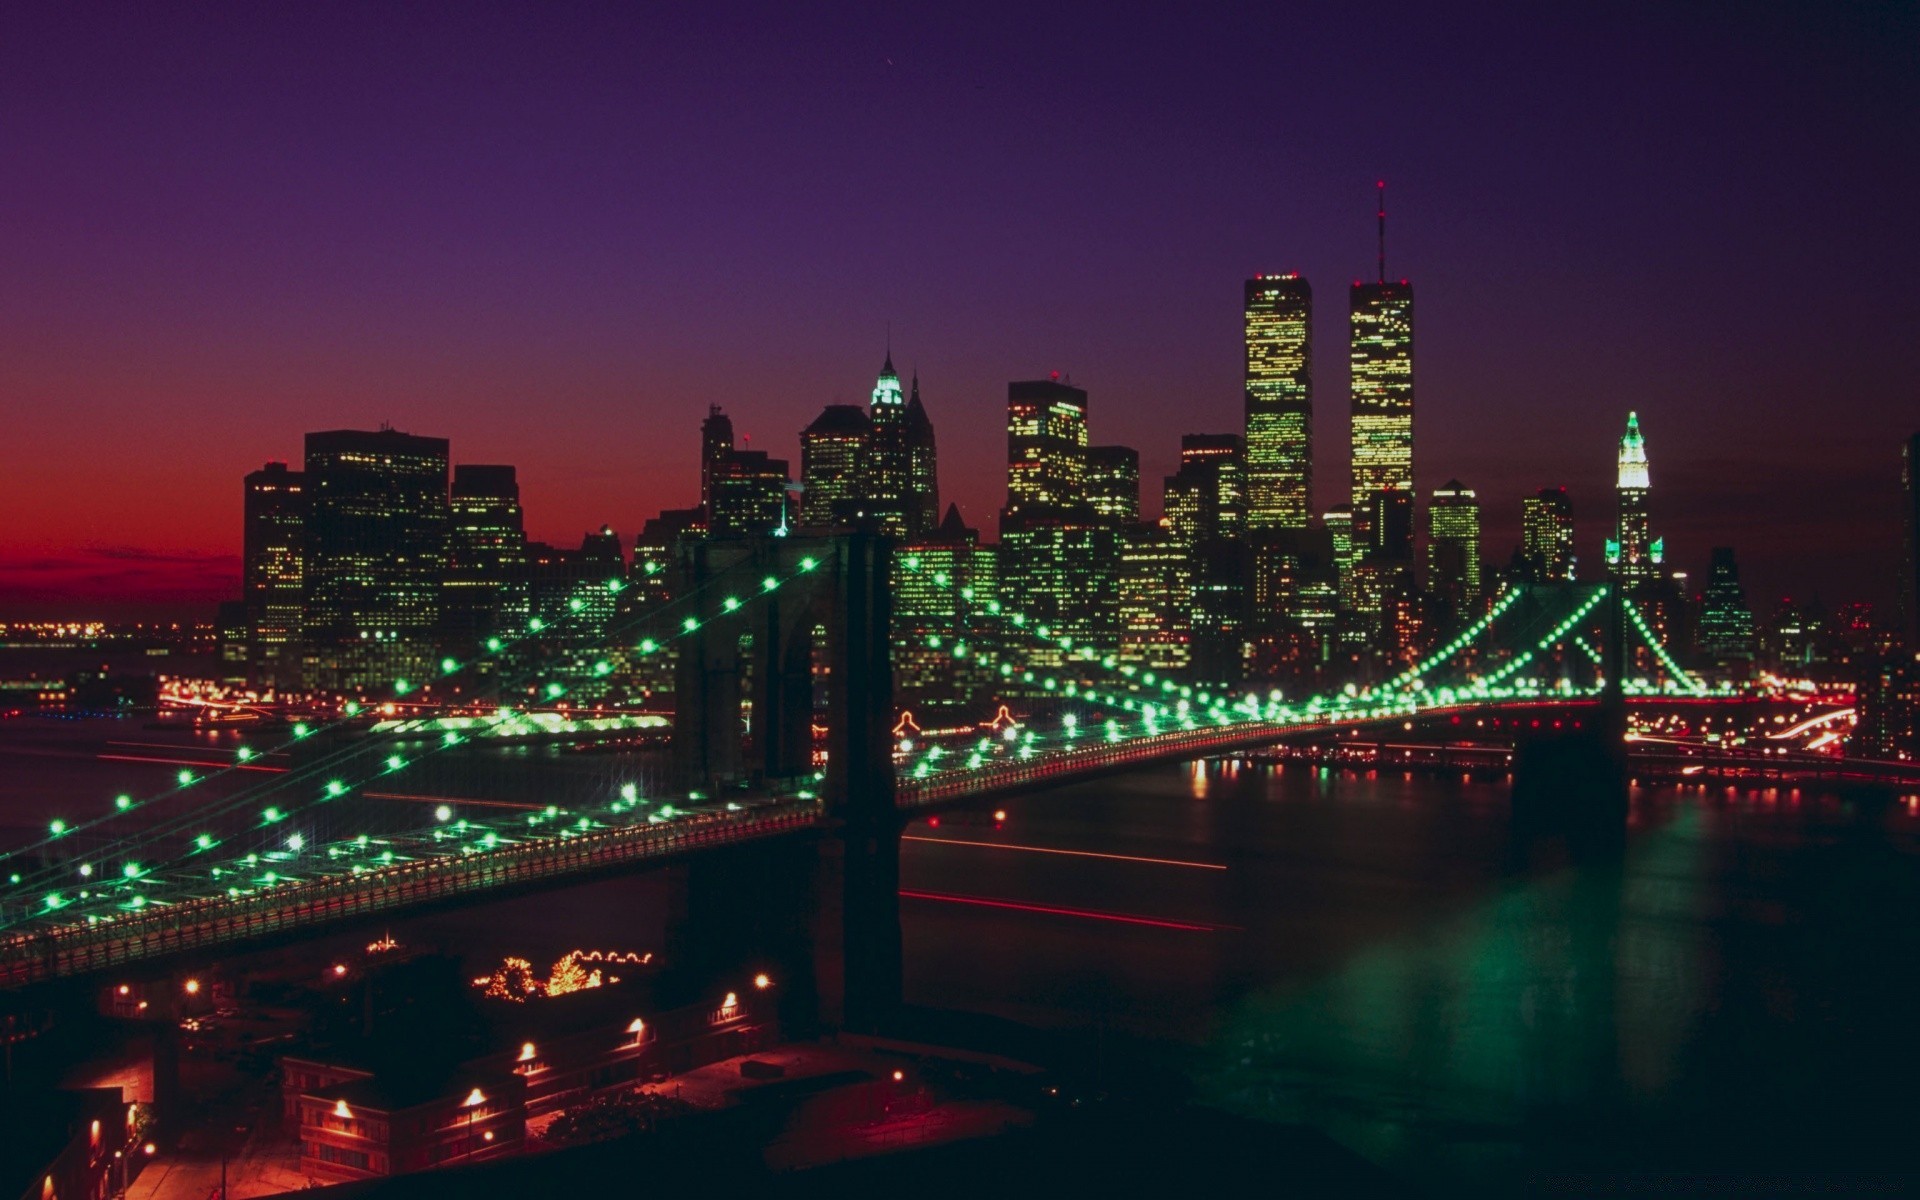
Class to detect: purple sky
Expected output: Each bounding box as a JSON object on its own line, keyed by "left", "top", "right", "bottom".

{"left": 2, "top": 1, "right": 1915, "bottom": 619}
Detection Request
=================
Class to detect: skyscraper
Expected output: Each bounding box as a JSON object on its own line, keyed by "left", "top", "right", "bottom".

{"left": 1696, "top": 546, "right": 1756, "bottom": 669}
{"left": 1608, "top": 411, "right": 1663, "bottom": 591}
{"left": 1521, "top": 487, "right": 1575, "bottom": 581}
{"left": 708, "top": 450, "right": 791, "bottom": 536}
{"left": 1902, "top": 432, "right": 1919, "bottom": 647}
{"left": 302, "top": 428, "right": 451, "bottom": 689}
{"left": 443, "top": 464, "right": 527, "bottom": 649}
{"left": 1427, "top": 480, "right": 1481, "bottom": 620}
{"left": 799, "top": 405, "right": 870, "bottom": 527}
{"left": 1162, "top": 435, "right": 1244, "bottom": 547}
{"left": 904, "top": 373, "right": 939, "bottom": 536}
{"left": 1118, "top": 524, "right": 1192, "bottom": 673}
{"left": 700, "top": 406, "right": 734, "bottom": 529}
{"left": 242, "top": 461, "right": 305, "bottom": 688}
{"left": 1350, "top": 183, "right": 1415, "bottom": 546}
{"left": 1243, "top": 275, "right": 1313, "bottom": 530}
{"left": 1086, "top": 445, "right": 1140, "bottom": 525}
{"left": 1349, "top": 278, "right": 1415, "bottom": 544}
{"left": 1004, "top": 377, "right": 1089, "bottom": 514}
{"left": 1000, "top": 377, "right": 1115, "bottom": 666}
{"left": 865, "top": 355, "right": 911, "bottom": 534}
{"left": 893, "top": 504, "right": 996, "bottom": 710}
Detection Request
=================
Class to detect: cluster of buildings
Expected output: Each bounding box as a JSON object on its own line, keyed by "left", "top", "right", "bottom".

{"left": 218, "top": 268, "right": 1920, "bottom": 755}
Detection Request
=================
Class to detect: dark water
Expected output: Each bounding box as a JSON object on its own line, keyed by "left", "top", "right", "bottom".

{"left": 6, "top": 720, "right": 1919, "bottom": 1189}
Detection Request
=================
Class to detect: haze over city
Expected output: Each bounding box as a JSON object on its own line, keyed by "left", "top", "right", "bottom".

{"left": 3, "top": 1, "right": 1915, "bottom": 618}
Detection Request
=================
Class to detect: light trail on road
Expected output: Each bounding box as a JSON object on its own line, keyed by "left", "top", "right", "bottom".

{"left": 899, "top": 888, "right": 1232, "bottom": 931}
{"left": 901, "top": 834, "right": 1225, "bottom": 871}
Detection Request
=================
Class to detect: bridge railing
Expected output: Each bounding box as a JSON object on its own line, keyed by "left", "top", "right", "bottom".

{"left": 0, "top": 801, "right": 825, "bottom": 990}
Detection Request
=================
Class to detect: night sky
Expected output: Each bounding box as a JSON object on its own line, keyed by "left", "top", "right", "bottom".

{"left": 3, "top": 2, "right": 1914, "bottom": 619}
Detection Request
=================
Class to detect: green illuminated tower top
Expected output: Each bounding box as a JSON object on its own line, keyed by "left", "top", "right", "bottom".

{"left": 866, "top": 353, "right": 911, "bottom": 534}
{"left": 1608, "top": 411, "right": 1662, "bottom": 591}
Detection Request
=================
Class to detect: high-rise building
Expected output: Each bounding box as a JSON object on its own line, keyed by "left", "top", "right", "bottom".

{"left": 443, "top": 465, "right": 527, "bottom": 650}
{"left": 1608, "top": 411, "right": 1663, "bottom": 592}
{"left": 302, "top": 428, "right": 451, "bottom": 689}
{"left": 708, "top": 450, "right": 790, "bottom": 537}
{"left": 1086, "top": 445, "right": 1140, "bottom": 525}
{"left": 1427, "top": 480, "right": 1481, "bottom": 621}
{"left": 1696, "top": 546, "right": 1756, "bottom": 670}
{"left": 865, "top": 355, "right": 912, "bottom": 534}
{"left": 1243, "top": 275, "right": 1313, "bottom": 530}
{"left": 1323, "top": 507, "right": 1356, "bottom": 606}
{"left": 1901, "top": 433, "right": 1920, "bottom": 648}
{"left": 1004, "top": 378, "right": 1089, "bottom": 514}
{"left": 905, "top": 373, "right": 939, "bottom": 536}
{"left": 893, "top": 504, "right": 996, "bottom": 710}
{"left": 700, "top": 406, "right": 733, "bottom": 529}
{"left": 1364, "top": 485, "right": 1414, "bottom": 561}
{"left": 799, "top": 405, "right": 870, "bottom": 527}
{"left": 1162, "top": 435, "right": 1244, "bottom": 548}
{"left": 1118, "top": 524, "right": 1192, "bottom": 673}
{"left": 1521, "top": 487, "right": 1575, "bottom": 582}
{"left": 1348, "top": 280, "right": 1415, "bottom": 543}
{"left": 243, "top": 461, "right": 306, "bottom": 688}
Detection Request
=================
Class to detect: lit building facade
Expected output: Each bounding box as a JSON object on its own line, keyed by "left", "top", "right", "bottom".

{"left": 1005, "top": 378, "right": 1089, "bottom": 513}
{"left": 1243, "top": 275, "right": 1313, "bottom": 530}
{"left": 1348, "top": 281, "right": 1414, "bottom": 543}
{"left": 1426, "top": 480, "right": 1481, "bottom": 621}
{"left": 1695, "top": 546, "right": 1755, "bottom": 670}
{"left": 1608, "top": 411, "right": 1663, "bottom": 592}
{"left": 799, "top": 405, "right": 870, "bottom": 527}
{"left": 1902, "top": 432, "right": 1919, "bottom": 648}
{"left": 1521, "top": 486, "right": 1575, "bottom": 582}
{"left": 708, "top": 451, "right": 790, "bottom": 537}
{"left": 699, "top": 406, "right": 732, "bottom": 530}
{"left": 892, "top": 505, "right": 997, "bottom": 711}
{"left": 243, "top": 461, "right": 306, "bottom": 688}
{"left": 865, "top": 355, "right": 912, "bottom": 534}
{"left": 1086, "top": 445, "right": 1140, "bottom": 525}
{"left": 443, "top": 465, "right": 527, "bottom": 654}
{"left": 1118, "top": 525, "right": 1192, "bottom": 673}
{"left": 301, "top": 428, "right": 450, "bottom": 690}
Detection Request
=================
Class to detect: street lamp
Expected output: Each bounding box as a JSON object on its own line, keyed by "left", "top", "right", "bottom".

{"left": 461, "top": 1087, "right": 486, "bottom": 1160}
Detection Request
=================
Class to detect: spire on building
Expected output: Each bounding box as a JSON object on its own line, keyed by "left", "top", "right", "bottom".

{"left": 1617, "top": 410, "right": 1650, "bottom": 490}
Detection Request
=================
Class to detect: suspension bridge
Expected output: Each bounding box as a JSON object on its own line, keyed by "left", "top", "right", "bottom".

{"left": 0, "top": 532, "right": 1737, "bottom": 1005}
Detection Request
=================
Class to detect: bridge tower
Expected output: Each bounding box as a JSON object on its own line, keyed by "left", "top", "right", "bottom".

{"left": 671, "top": 532, "right": 901, "bottom": 1031}
{"left": 1510, "top": 582, "right": 1630, "bottom": 850}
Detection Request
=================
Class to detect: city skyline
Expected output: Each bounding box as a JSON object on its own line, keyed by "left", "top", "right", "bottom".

{"left": 3, "top": 3, "right": 1916, "bottom": 617}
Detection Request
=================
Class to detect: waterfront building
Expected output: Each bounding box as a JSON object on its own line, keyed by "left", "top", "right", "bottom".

{"left": 1521, "top": 487, "right": 1575, "bottom": 582}
{"left": 301, "top": 428, "right": 450, "bottom": 690}
{"left": 243, "top": 461, "right": 306, "bottom": 688}
{"left": 1243, "top": 275, "right": 1313, "bottom": 530}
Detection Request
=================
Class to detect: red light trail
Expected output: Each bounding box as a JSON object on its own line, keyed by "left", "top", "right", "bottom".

{"left": 901, "top": 834, "right": 1225, "bottom": 871}
{"left": 898, "top": 889, "right": 1231, "bottom": 932}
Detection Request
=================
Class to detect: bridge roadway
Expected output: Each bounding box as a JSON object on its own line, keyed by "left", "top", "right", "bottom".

{"left": 6, "top": 707, "right": 1474, "bottom": 990}
{"left": 12, "top": 696, "right": 1902, "bottom": 992}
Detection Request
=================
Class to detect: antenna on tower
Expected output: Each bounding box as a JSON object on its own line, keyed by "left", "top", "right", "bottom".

{"left": 1376, "top": 179, "right": 1386, "bottom": 284}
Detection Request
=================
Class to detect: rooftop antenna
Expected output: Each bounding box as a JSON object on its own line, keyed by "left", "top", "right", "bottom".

{"left": 1376, "top": 179, "right": 1386, "bottom": 284}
